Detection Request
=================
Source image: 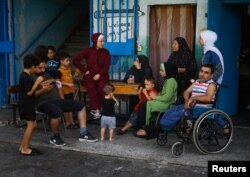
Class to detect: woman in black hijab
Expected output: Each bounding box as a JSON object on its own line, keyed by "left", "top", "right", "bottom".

{"left": 124, "top": 55, "right": 153, "bottom": 114}
{"left": 124, "top": 55, "right": 152, "bottom": 83}
{"left": 167, "top": 37, "right": 196, "bottom": 104}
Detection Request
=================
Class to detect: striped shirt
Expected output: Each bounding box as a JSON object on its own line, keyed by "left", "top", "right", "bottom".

{"left": 191, "top": 79, "right": 216, "bottom": 108}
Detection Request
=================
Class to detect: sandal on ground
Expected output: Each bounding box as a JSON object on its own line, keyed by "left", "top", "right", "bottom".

{"left": 66, "top": 123, "right": 80, "bottom": 129}
{"left": 19, "top": 148, "right": 42, "bottom": 156}
{"left": 116, "top": 128, "right": 127, "bottom": 136}
{"left": 133, "top": 129, "right": 147, "bottom": 138}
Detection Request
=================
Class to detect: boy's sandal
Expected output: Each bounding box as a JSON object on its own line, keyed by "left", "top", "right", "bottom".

{"left": 19, "top": 148, "right": 42, "bottom": 156}
{"left": 66, "top": 123, "right": 79, "bottom": 129}
{"left": 74, "top": 123, "right": 80, "bottom": 128}
{"left": 116, "top": 128, "right": 127, "bottom": 136}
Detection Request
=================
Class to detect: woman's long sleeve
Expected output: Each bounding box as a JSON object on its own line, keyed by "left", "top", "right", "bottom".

{"left": 155, "top": 78, "right": 177, "bottom": 102}
{"left": 98, "top": 50, "right": 111, "bottom": 76}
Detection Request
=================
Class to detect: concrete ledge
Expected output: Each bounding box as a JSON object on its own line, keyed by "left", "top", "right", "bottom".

{"left": 0, "top": 124, "right": 249, "bottom": 168}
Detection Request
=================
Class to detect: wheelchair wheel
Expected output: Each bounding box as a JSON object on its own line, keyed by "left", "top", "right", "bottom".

{"left": 156, "top": 133, "right": 168, "bottom": 146}
{"left": 171, "top": 141, "right": 185, "bottom": 157}
{"left": 192, "top": 109, "right": 233, "bottom": 154}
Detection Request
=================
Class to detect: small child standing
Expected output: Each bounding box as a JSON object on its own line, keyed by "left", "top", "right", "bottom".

{"left": 100, "top": 83, "right": 119, "bottom": 141}
{"left": 46, "top": 46, "right": 60, "bottom": 79}
{"left": 57, "top": 51, "right": 79, "bottom": 129}
{"left": 116, "top": 77, "right": 157, "bottom": 136}
{"left": 19, "top": 54, "right": 44, "bottom": 156}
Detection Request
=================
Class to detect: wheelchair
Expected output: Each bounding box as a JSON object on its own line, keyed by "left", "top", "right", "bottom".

{"left": 155, "top": 108, "right": 233, "bottom": 157}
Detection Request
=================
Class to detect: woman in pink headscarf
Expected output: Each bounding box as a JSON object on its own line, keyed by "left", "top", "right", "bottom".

{"left": 74, "top": 33, "right": 111, "bottom": 118}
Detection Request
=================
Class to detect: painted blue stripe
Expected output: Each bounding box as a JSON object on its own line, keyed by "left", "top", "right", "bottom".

{"left": 0, "top": 41, "right": 14, "bottom": 53}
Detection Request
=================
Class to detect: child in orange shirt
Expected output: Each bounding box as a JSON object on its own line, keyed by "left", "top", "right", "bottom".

{"left": 58, "top": 51, "right": 79, "bottom": 129}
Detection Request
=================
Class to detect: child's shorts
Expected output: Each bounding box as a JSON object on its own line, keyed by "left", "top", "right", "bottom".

{"left": 19, "top": 104, "right": 36, "bottom": 121}
{"left": 64, "top": 93, "right": 74, "bottom": 100}
{"left": 101, "top": 115, "right": 116, "bottom": 129}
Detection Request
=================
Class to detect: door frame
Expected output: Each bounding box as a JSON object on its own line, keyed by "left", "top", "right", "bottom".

{"left": 0, "top": 0, "right": 15, "bottom": 107}
{"left": 207, "top": 0, "right": 250, "bottom": 115}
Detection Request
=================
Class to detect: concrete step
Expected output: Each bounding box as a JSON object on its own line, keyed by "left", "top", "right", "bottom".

{"left": 77, "top": 25, "right": 89, "bottom": 30}
{"left": 79, "top": 24, "right": 90, "bottom": 30}
{"left": 64, "top": 42, "right": 89, "bottom": 50}
{"left": 59, "top": 20, "right": 90, "bottom": 56}
{"left": 69, "top": 36, "right": 89, "bottom": 43}
{"left": 75, "top": 31, "right": 90, "bottom": 37}
{"left": 60, "top": 49, "right": 82, "bottom": 57}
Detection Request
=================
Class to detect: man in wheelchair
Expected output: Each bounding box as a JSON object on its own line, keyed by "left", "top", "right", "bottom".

{"left": 159, "top": 64, "right": 218, "bottom": 138}
{"left": 154, "top": 64, "right": 233, "bottom": 156}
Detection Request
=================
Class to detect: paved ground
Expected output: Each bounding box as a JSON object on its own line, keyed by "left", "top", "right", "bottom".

{"left": 0, "top": 107, "right": 249, "bottom": 174}
{"left": 0, "top": 142, "right": 207, "bottom": 177}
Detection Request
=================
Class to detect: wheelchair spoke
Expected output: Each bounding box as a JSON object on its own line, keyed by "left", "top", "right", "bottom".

{"left": 213, "top": 133, "right": 222, "bottom": 148}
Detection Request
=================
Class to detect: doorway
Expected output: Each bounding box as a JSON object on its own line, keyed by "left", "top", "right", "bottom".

{"left": 207, "top": 1, "right": 250, "bottom": 115}
{"left": 238, "top": 5, "right": 250, "bottom": 112}
{"left": 149, "top": 5, "right": 196, "bottom": 88}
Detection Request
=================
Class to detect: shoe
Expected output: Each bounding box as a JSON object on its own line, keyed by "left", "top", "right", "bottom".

{"left": 90, "top": 110, "right": 101, "bottom": 119}
{"left": 79, "top": 130, "right": 98, "bottom": 142}
{"left": 116, "top": 128, "right": 127, "bottom": 136}
{"left": 66, "top": 123, "right": 80, "bottom": 129}
{"left": 49, "top": 135, "right": 66, "bottom": 147}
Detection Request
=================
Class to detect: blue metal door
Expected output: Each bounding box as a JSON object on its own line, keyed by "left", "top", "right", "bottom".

{"left": 207, "top": 0, "right": 247, "bottom": 115}
{"left": 0, "top": 0, "right": 15, "bottom": 107}
{"left": 90, "top": 0, "right": 139, "bottom": 80}
{"left": 90, "top": 0, "right": 139, "bottom": 115}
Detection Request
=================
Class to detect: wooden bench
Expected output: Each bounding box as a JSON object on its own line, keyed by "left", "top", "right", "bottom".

{"left": 79, "top": 82, "right": 140, "bottom": 116}
{"left": 80, "top": 82, "right": 140, "bottom": 96}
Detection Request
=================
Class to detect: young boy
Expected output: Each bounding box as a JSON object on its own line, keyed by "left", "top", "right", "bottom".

{"left": 46, "top": 46, "right": 60, "bottom": 79}
{"left": 19, "top": 54, "right": 44, "bottom": 156}
{"left": 100, "top": 83, "right": 119, "bottom": 141}
{"left": 116, "top": 77, "right": 157, "bottom": 136}
{"left": 57, "top": 51, "right": 79, "bottom": 129}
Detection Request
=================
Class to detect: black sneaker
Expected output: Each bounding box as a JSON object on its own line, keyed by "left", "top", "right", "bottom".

{"left": 49, "top": 135, "right": 66, "bottom": 147}
{"left": 79, "top": 131, "right": 98, "bottom": 142}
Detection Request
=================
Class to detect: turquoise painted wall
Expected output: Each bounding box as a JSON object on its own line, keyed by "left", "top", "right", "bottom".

{"left": 14, "top": 0, "right": 89, "bottom": 78}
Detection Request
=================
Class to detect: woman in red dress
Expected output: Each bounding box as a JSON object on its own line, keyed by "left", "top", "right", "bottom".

{"left": 74, "top": 33, "right": 111, "bottom": 119}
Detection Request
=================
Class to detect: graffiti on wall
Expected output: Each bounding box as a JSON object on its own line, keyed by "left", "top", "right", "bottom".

{"left": 93, "top": 2, "right": 145, "bottom": 80}
{"left": 106, "top": 18, "right": 132, "bottom": 42}
{"left": 94, "top": 5, "right": 144, "bottom": 42}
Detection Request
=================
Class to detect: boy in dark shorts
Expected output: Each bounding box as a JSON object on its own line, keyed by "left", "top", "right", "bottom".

{"left": 57, "top": 51, "right": 79, "bottom": 129}
{"left": 19, "top": 54, "right": 44, "bottom": 156}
